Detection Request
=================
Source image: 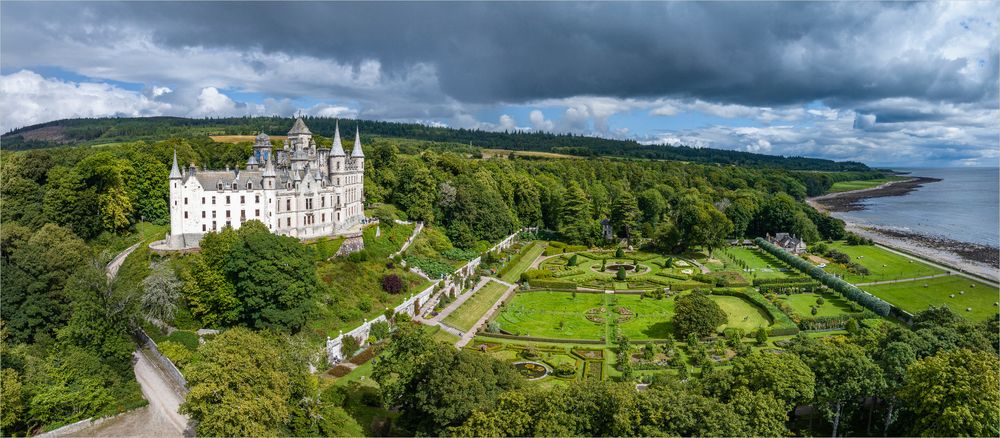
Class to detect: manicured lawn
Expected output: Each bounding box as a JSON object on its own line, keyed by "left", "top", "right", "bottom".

{"left": 615, "top": 294, "right": 675, "bottom": 339}
{"left": 711, "top": 295, "right": 772, "bottom": 332}
{"left": 780, "top": 293, "right": 856, "bottom": 317}
{"left": 500, "top": 241, "right": 547, "bottom": 283}
{"left": 824, "top": 243, "right": 944, "bottom": 283}
{"left": 443, "top": 280, "right": 510, "bottom": 332}
{"left": 537, "top": 250, "right": 707, "bottom": 290}
{"left": 495, "top": 291, "right": 608, "bottom": 339}
{"left": 717, "top": 247, "right": 793, "bottom": 279}
{"left": 827, "top": 176, "right": 908, "bottom": 193}
{"left": 862, "top": 275, "right": 999, "bottom": 321}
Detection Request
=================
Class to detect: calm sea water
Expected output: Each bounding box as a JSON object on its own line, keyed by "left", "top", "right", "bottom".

{"left": 831, "top": 167, "right": 1000, "bottom": 247}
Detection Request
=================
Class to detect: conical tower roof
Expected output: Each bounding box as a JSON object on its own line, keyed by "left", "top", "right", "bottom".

{"left": 330, "top": 120, "right": 346, "bottom": 156}
{"left": 262, "top": 156, "right": 276, "bottom": 177}
{"left": 288, "top": 116, "right": 312, "bottom": 135}
{"left": 351, "top": 126, "right": 364, "bottom": 158}
{"left": 169, "top": 149, "right": 182, "bottom": 179}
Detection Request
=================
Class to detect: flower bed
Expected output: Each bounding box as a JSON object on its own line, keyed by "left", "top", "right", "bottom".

{"left": 513, "top": 361, "right": 549, "bottom": 380}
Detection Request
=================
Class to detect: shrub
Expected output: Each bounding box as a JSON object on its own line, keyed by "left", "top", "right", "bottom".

{"left": 616, "top": 267, "right": 627, "bottom": 281}
{"left": 520, "top": 268, "right": 553, "bottom": 283}
{"left": 158, "top": 340, "right": 192, "bottom": 367}
{"left": 568, "top": 254, "right": 579, "bottom": 267}
{"left": 369, "top": 321, "right": 390, "bottom": 341}
{"left": 164, "top": 330, "right": 200, "bottom": 350}
{"left": 347, "top": 250, "right": 371, "bottom": 263}
{"left": 755, "top": 328, "right": 768, "bottom": 346}
{"left": 816, "top": 297, "right": 826, "bottom": 305}
{"left": 340, "top": 335, "right": 361, "bottom": 359}
{"left": 615, "top": 248, "right": 625, "bottom": 258}
{"left": 382, "top": 274, "right": 404, "bottom": 294}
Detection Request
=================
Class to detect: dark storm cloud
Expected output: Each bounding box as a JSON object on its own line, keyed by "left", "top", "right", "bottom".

{"left": 2, "top": 1, "right": 996, "bottom": 108}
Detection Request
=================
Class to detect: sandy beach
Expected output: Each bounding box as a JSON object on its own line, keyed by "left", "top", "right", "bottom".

{"left": 808, "top": 178, "right": 1000, "bottom": 283}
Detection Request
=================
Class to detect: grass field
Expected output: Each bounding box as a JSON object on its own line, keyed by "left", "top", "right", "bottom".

{"left": 862, "top": 275, "right": 999, "bottom": 321}
{"left": 495, "top": 291, "right": 607, "bottom": 339}
{"left": 615, "top": 295, "right": 675, "bottom": 339}
{"left": 718, "top": 247, "right": 793, "bottom": 279}
{"left": 711, "top": 296, "right": 772, "bottom": 331}
{"left": 827, "top": 176, "right": 909, "bottom": 193}
{"left": 443, "top": 280, "right": 511, "bottom": 332}
{"left": 780, "top": 293, "right": 856, "bottom": 317}
{"left": 824, "top": 243, "right": 944, "bottom": 283}
{"left": 500, "top": 241, "right": 547, "bottom": 283}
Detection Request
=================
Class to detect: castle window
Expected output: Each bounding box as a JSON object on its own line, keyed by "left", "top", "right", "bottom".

{"left": 225, "top": 196, "right": 230, "bottom": 204}
{"left": 268, "top": 181, "right": 272, "bottom": 188}
{"left": 306, "top": 199, "right": 313, "bottom": 209}
{"left": 202, "top": 197, "right": 205, "bottom": 204}
{"left": 247, "top": 182, "right": 253, "bottom": 190}
{"left": 321, "top": 213, "right": 325, "bottom": 222}
{"left": 202, "top": 224, "right": 206, "bottom": 232}
{"left": 212, "top": 211, "right": 216, "bottom": 218}
{"left": 201, "top": 211, "right": 205, "bottom": 218}
{"left": 240, "top": 196, "right": 245, "bottom": 204}
{"left": 337, "top": 195, "right": 340, "bottom": 205}
{"left": 218, "top": 182, "right": 223, "bottom": 190}
{"left": 232, "top": 183, "right": 238, "bottom": 190}
{"left": 255, "top": 195, "right": 260, "bottom": 203}
{"left": 241, "top": 210, "right": 246, "bottom": 220}
{"left": 337, "top": 212, "right": 340, "bottom": 221}
{"left": 287, "top": 217, "right": 291, "bottom": 227}
{"left": 255, "top": 209, "right": 260, "bottom": 217}
{"left": 286, "top": 199, "right": 291, "bottom": 210}
{"left": 211, "top": 196, "right": 216, "bottom": 205}
{"left": 321, "top": 196, "right": 325, "bottom": 207}
{"left": 184, "top": 197, "right": 188, "bottom": 205}
{"left": 184, "top": 212, "right": 188, "bottom": 218}
{"left": 212, "top": 221, "right": 216, "bottom": 230}
{"left": 226, "top": 211, "right": 231, "bottom": 218}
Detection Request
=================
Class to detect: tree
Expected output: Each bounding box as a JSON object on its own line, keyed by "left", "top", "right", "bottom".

{"left": 57, "top": 262, "right": 137, "bottom": 374}
{"left": 182, "top": 255, "right": 241, "bottom": 327}
{"left": 0, "top": 224, "right": 91, "bottom": 343}
{"left": 899, "top": 349, "right": 999, "bottom": 437}
{"left": 372, "top": 324, "right": 522, "bottom": 435}
{"left": 674, "top": 194, "right": 733, "bottom": 254}
{"left": 392, "top": 158, "right": 437, "bottom": 222}
{"left": 559, "top": 181, "right": 594, "bottom": 245}
{"left": 224, "top": 223, "right": 319, "bottom": 331}
{"left": 141, "top": 260, "right": 181, "bottom": 322}
{"left": 754, "top": 327, "right": 768, "bottom": 345}
{"left": 792, "top": 339, "right": 885, "bottom": 437}
{"left": 181, "top": 328, "right": 292, "bottom": 437}
{"left": 637, "top": 188, "right": 667, "bottom": 225}
{"left": 610, "top": 185, "right": 641, "bottom": 240}
{"left": 705, "top": 352, "right": 815, "bottom": 411}
{"left": 672, "top": 291, "right": 726, "bottom": 339}
{"left": 42, "top": 166, "right": 100, "bottom": 238}
{"left": 874, "top": 341, "right": 916, "bottom": 434}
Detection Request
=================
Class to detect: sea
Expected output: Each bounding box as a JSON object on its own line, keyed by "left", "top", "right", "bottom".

{"left": 831, "top": 167, "right": 1000, "bottom": 248}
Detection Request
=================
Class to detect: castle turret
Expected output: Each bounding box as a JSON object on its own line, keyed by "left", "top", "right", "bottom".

{"left": 351, "top": 126, "right": 364, "bottom": 161}
{"left": 329, "top": 120, "right": 346, "bottom": 183}
{"left": 168, "top": 149, "right": 184, "bottom": 248}
{"left": 262, "top": 156, "right": 276, "bottom": 189}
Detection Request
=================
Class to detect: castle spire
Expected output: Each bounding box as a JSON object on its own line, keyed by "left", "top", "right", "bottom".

{"left": 351, "top": 125, "right": 364, "bottom": 158}
{"left": 330, "top": 119, "right": 346, "bottom": 156}
{"left": 262, "top": 155, "right": 276, "bottom": 177}
{"left": 169, "top": 149, "right": 182, "bottom": 179}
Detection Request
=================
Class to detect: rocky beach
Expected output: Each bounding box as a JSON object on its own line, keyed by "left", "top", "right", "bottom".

{"left": 808, "top": 177, "right": 1000, "bottom": 283}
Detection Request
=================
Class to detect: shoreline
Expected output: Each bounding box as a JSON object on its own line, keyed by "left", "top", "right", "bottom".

{"left": 806, "top": 177, "right": 999, "bottom": 283}
{"left": 808, "top": 176, "right": 942, "bottom": 213}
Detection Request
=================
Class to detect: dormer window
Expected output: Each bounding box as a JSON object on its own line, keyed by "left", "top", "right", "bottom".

{"left": 232, "top": 183, "right": 238, "bottom": 190}
{"left": 217, "top": 182, "right": 224, "bottom": 191}
{"left": 247, "top": 181, "right": 253, "bottom": 190}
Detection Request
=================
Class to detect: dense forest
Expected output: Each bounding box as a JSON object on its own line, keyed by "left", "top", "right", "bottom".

{"left": 3, "top": 125, "right": 994, "bottom": 437}
{"left": 1, "top": 116, "right": 871, "bottom": 171}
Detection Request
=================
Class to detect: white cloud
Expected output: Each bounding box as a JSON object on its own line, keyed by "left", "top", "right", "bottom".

{"left": 499, "top": 114, "right": 516, "bottom": 131}
{"left": 0, "top": 69, "right": 171, "bottom": 133}
{"left": 529, "top": 110, "right": 554, "bottom": 131}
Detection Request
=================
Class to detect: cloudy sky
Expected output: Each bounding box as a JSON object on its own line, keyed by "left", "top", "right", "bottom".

{"left": 1, "top": 2, "right": 997, "bottom": 166}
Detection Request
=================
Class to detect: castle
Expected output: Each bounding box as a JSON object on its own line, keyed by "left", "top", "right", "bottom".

{"left": 163, "top": 117, "right": 367, "bottom": 250}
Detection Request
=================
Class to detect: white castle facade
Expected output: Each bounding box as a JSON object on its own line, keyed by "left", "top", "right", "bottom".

{"left": 164, "top": 117, "right": 366, "bottom": 249}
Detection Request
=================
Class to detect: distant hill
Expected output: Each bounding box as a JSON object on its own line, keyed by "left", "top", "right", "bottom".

{"left": 1, "top": 116, "right": 869, "bottom": 171}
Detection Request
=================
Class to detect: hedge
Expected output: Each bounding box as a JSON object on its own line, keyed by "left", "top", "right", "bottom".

{"left": 498, "top": 241, "right": 540, "bottom": 279}
{"left": 755, "top": 238, "right": 892, "bottom": 316}
{"left": 711, "top": 288, "right": 800, "bottom": 336}
{"left": 529, "top": 279, "right": 579, "bottom": 289}
{"left": 753, "top": 276, "right": 811, "bottom": 286}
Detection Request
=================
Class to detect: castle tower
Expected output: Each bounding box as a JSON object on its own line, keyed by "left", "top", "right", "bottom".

{"left": 168, "top": 149, "right": 184, "bottom": 248}
{"left": 328, "top": 120, "right": 346, "bottom": 183}
{"left": 252, "top": 132, "right": 272, "bottom": 163}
